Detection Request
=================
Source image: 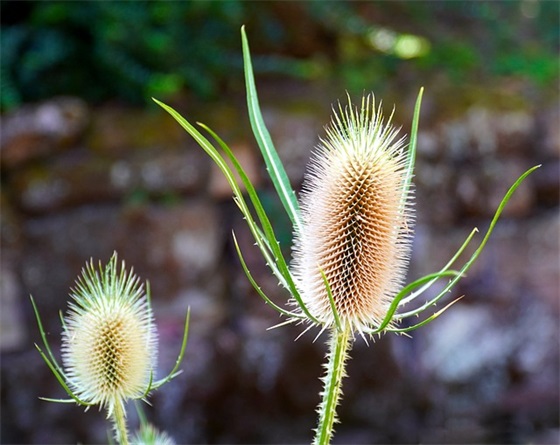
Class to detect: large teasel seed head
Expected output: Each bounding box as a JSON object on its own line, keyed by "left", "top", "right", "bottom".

{"left": 292, "top": 94, "right": 414, "bottom": 334}
{"left": 61, "top": 253, "right": 158, "bottom": 417}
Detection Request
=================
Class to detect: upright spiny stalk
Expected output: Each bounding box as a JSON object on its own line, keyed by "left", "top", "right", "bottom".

{"left": 314, "top": 326, "right": 352, "bottom": 445}
{"left": 112, "top": 399, "right": 130, "bottom": 445}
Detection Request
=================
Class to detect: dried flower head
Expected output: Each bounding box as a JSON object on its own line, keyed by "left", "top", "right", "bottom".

{"left": 32, "top": 251, "right": 190, "bottom": 444}
{"left": 61, "top": 253, "right": 158, "bottom": 417}
{"left": 292, "top": 95, "right": 413, "bottom": 334}
{"left": 156, "top": 28, "right": 540, "bottom": 445}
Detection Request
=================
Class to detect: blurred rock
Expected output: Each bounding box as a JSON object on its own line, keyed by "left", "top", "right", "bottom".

{"left": 4, "top": 103, "right": 211, "bottom": 214}
{"left": 414, "top": 105, "right": 555, "bottom": 225}
{"left": 22, "top": 205, "right": 124, "bottom": 335}
{"left": 533, "top": 160, "right": 560, "bottom": 207}
{"left": 0, "top": 255, "right": 25, "bottom": 351}
{"left": 117, "top": 201, "right": 223, "bottom": 289}
{"left": 538, "top": 105, "right": 560, "bottom": 158}
{"left": 0, "top": 97, "right": 89, "bottom": 169}
{"left": 209, "top": 142, "right": 261, "bottom": 199}
{"left": 0, "top": 193, "right": 25, "bottom": 351}
{"left": 88, "top": 106, "right": 187, "bottom": 156}
{"left": 262, "top": 107, "right": 321, "bottom": 186}
{"left": 10, "top": 147, "right": 209, "bottom": 214}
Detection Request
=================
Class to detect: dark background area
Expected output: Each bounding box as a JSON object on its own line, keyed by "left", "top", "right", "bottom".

{"left": 1, "top": 1, "right": 559, "bottom": 444}
{"left": 1, "top": 1, "right": 558, "bottom": 109}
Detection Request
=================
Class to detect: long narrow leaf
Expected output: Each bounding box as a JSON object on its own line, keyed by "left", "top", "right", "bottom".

{"left": 241, "top": 26, "right": 302, "bottom": 233}
{"left": 38, "top": 397, "right": 78, "bottom": 403}
{"left": 397, "top": 227, "right": 478, "bottom": 312}
{"left": 362, "top": 270, "right": 460, "bottom": 336}
{"left": 155, "top": 99, "right": 316, "bottom": 320}
{"left": 198, "top": 123, "right": 286, "bottom": 268}
{"left": 30, "top": 296, "right": 65, "bottom": 377}
{"left": 34, "top": 344, "right": 92, "bottom": 406}
{"left": 399, "top": 165, "right": 540, "bottom": 319}
{"left": 195, "top": 123, "right": 316, "bottom": 322}
{"left": 388, "top": 296, "right": 464, "bottom": 333}
{"left": 141, "top": 371, "right": 155, "bottom": 399}
{"left": 154, "top": 100, "right": 272, "bottom": 267}
{"left": 402, "top": 87, "right": 423, "bottom": 202}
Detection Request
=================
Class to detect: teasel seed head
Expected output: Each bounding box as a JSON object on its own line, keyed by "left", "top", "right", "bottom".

{"left": 132, "top": 423, "right": 176, "bottom": 445}
{"left": 292, "top": 94, "right": 414, "bottom": 334}
{"left": 61, "top": 253, "right": 158, "bottom": 417}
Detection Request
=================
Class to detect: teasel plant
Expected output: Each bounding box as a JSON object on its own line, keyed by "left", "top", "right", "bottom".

{"left": 31, "top": 252, "right": 190, "bottom": 445}
{"left": 155, "top": 26, "right": 540, "bottom": 445}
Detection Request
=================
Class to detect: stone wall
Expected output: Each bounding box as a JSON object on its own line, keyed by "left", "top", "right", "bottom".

{"left": 1, "top": 88, "right": 558, "bottom": 444}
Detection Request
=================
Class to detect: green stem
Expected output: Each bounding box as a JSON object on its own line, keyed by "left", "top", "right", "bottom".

{"left": 111, "top": 399, "right": 130, "bottom": 445}
{"left": 314, "top": 326, "right": 352, "bottom": 445}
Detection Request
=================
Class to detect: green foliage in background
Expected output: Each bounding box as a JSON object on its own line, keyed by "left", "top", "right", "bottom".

{"left": 1, "top": 1, "right": 246, "bottom": 108}
{"left": 1, "top": 1, "right": 558, "bottom": 110}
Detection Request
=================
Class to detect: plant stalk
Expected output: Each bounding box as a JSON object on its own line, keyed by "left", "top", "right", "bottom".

{"left": 111, "top": 399, "right": 130, "bottom": 445}
{"left": 314, "top": 325, "right": 352, "bottom": 445}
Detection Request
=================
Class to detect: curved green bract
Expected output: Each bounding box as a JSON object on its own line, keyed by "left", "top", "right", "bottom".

{"left": 362, "top": 270, "right": 460, "bottom": 336}
{"left": 397, "top": 227, "right": 478, "bottom": 312}
{"left": 388, "top": 296, "right": 464, "bottom": 333}
{"left": 401, "top": 87, "right": 422, "bottom": 212}
{"left": 398, "top": 164, "right": 540, "bottom": 321}
{"left": 154, "top": 98, "right": 317, "bottom": 322}
{"left": 199, "top": 123, "right": 315, "bottom": 320}
{"left": 152, "top": 307, "right": 190, "bottom": 389}
{"left": 30, "top": 295, "right": 93, "bottom": 406}
{"left": 232, "top": 232, "right": 304, "bottom": 319}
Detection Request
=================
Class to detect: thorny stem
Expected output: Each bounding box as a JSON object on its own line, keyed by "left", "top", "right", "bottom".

{"left": 314, "top": 325, "right": 352, "bottom": 445}
{"left": 111, "top": 399, "right": 130, "bottom": 445}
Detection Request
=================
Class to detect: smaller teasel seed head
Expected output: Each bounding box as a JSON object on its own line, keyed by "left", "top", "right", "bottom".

{"left": 132, "top": 423, "right": 176, "bottom": 445}
{"left": 61, "top": 253, "right": 158, "bottom": 417}
{"left": 292, "top": 94, "right": 414, "bottom": 334}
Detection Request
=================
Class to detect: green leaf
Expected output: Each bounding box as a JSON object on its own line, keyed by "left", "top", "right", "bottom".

{"left": 155, "top": 99, "right": 316, "bottom": 321}
{"left": 30, "top": 296, "right": 66, "bottom": 378}
{"left": 397, "top": 227, "right": 478, "bottom": 317}
{"left": 38, "top": 397, "right": 79, "bottom": 404}
{"left": 241, "top": 25, "right": 302, "bottom": 233}
{"left": 363, "top": 270, "right": 460, "bottom": 336}
{"left": 399, "top": 164, "right": 540, "bottom": 321}
{"left": 198, "top": 123, "right": 286, "bottom": 272}
{"left": 34, "top": 343, "right": 92, "bottom": 406}
{"left": 199, "top": 122, "right": 318, "bottom": 322}
{"left": 388, "top": 296, "right": 464, "bottom": 333}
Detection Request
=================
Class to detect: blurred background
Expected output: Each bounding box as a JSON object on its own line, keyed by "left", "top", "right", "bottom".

{"left": 1, "top": 1, "right": 558, "bottom": 444}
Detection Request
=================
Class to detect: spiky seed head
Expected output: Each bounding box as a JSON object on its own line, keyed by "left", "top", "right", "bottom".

{"left": 292, "top": 94, "right": 414, "bottom": 334}
{"left": 132, "top": 423, "right": 176, "bottom": 445}
{"left": 61, "top": 253, "right": 158, "bottom": 417}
